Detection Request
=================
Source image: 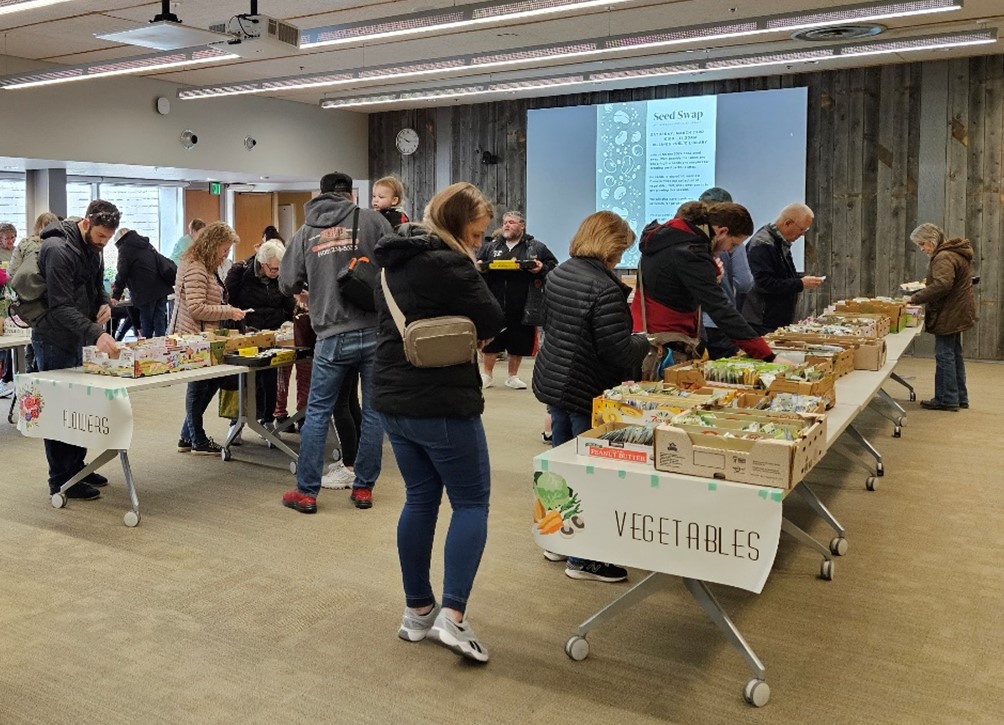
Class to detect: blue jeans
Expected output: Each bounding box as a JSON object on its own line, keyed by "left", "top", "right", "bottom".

{"left": 381, "top": 414, "right": 491, "bottom": 614}
{"left": 934, "top": 333, "right": 968, "bottom": 407}
{"left": 180, "top": 379, "right": 223, "bottom": 445}
{"left": 32, "top": 335, "right": 85, "bottom": 493}
{"left": 548, "top": 406, "right": 593, "bottom": 567}
{"left": 296, "top": 329, "right": 382, "bottom": 497}
{"left": 137, "top": 298, "right": 168, "bottom": 338}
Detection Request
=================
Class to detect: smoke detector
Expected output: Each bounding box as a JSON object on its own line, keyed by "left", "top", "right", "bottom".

{"left": 791, "top": 24, "right": 885, "bottom": 42}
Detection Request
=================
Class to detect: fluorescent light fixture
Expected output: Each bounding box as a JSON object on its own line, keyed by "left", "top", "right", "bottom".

{"left": 301, "top": 0, "right": 636, "bottom": 49}
{"left": 0, "top": 0, "right": 76, "bottom": 16}
{"left": 95, "top": 20, "right": 232, "bottom": 51}
{"left": 320, "top": 28, "right": 996, "bottom": 110}
{"left": 0, "top": 48, "right": 239, "bottom": 90}
{"left": 180, "top": 0, "right": 965, "bottom": 101}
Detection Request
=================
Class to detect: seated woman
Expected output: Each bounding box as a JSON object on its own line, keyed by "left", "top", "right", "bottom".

{"left": 372, "top": 182, "right": 504, "bottom": 663}
{"left": 225, "top": 239, "right": 295, "bottom": 431}
{"left": 171, "top": 222, "right": 245, "bottom": 455}
{"left": 631, "top": 201, "right": 779, "bottom": 371}
{"left": 532, "top": 210, "right": 650, "bottom": 583}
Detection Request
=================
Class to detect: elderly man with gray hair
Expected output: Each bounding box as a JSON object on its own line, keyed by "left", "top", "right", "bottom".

{"left": 742, "top": 202, "right": 825, "bottom": 334}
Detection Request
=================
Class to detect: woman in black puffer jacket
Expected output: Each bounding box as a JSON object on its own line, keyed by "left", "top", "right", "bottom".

{"left": 532, "top": 211, "right": 649, "bottom": 584}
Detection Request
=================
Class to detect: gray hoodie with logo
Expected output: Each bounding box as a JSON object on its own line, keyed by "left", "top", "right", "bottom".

{"left": 279, "top": 192, "right": 393, "bottom": 340}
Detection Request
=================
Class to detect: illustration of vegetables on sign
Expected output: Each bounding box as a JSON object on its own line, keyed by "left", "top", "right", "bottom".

{"left": 18, "top": 383, "right": 45, "bottom": 429}
{"left": 533, "top": 471, "right": 585, "bottom": 537}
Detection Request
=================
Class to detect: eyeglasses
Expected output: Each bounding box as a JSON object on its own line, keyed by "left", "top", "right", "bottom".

{"left": 262, "top": 263, "right": 280, "bottom": 274}
{"left": 787, "top": 219, "right": 811, "bottom": 235}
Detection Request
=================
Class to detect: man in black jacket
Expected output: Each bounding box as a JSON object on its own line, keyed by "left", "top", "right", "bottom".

{"left": 35, "top": 200, "right": 121, "bottom": 501}
{"left": 476, "top": 211, "right": 557, "bottom": 390}
{"left": 742, "top": 203, "right": 826, "bottom": 334}
{"left": 111, "top": 228, "right": 176, "bottom": 338}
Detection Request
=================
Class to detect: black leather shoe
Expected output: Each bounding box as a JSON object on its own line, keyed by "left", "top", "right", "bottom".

{"left": 920, "top": 399, "right": 959, "bottom": 412}
{"left": 65, "top": 483, "right": 101, "bottom": 500}
{"left": 959, "top": 401, "right": 969, "bottom": 409}
{"left": 83, "top": 472, "right": 108, "bottom": 487}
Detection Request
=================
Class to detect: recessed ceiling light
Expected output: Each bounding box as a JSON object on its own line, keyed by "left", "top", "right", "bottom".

{"left": 0, "top": 0, "right": 77, "bottom": 17}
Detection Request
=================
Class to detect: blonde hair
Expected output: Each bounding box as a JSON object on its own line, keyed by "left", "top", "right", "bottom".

{"left": 183, "top": 221, "right": 238, "bottom": 271}
{"left": 910, "top": 223, "right": 946, "bottom": 248}
{"left": 421, "top": 182, "right": 493, "bottom": 260}
{"left": 374, "top": 175, "right": 405, "bottom": 204}
{"left": 33, "top": 212, "right": 59, "bottom": 236}
{"left": 569, "top": 211, "right": 635, "bottom": 265}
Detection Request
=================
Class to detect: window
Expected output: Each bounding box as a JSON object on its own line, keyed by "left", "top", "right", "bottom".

{"left": 0, "top": 178, "right": 27, "bottom": 241}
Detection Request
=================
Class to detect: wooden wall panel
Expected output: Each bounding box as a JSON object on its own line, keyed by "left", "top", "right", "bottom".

{"left": 233, "top": 192, "right": 273, "bottom": 262}
{"left": 370, "top": 53, "right": 1004, "bottom": 359}
{"left": 368, "top": 108, "right": 438, "bottom": 222}
{"left": 183, "top": 189, "right": 221, "bottom": 226}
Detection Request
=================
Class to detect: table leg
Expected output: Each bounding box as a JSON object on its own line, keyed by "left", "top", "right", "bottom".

{"left": 889, "top": 371, "right": 917, "bottom": 402}
{"left": 845, "top": 424, "right": 883, "bottom": 478}
{"left": 233, "top": 368, "right": 300, "bottom": 471}
{"left": 120, "top": 450, "right": 141, "bottom": 527}
{"left": 781, "top": 518, "right": 835, "bottom": 579}
{"left": 51, "top": 448, "right": 119, "bottom": 509}
{"left": 794, "top": 482, "right": 847, "bottom": 551}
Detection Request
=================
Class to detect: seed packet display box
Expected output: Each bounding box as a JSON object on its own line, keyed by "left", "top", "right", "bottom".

{"left": 766, "top": 342, "right": 855, "bottom": 378}
{"left": 833, "top": 299, "right": 907, "bottom": 332}
{"left": 814, "top": 312, "right": 891, "bottom": 338}
{"left": 766, "top": 332, "right": 887, "bottom": 371}
{"left": 222, "top": 347, "right": 307, "bottom": 368}
{"left": 662, "top": 361, "right": 837, "bottom": 409}
{"left": 202, "top": 330, "right": 277, "bottom": 364}
{"left": 83, "top": 336, "right": 212, "bottom": 378}
{"left": 653, "top": 410, "right": 827, "bottom": 490}
{"left": 717, "top": 390, "right": 828, "bottom": 415}
{"left": 591, "top": 386, "right": 731, "bottom": 426}
{"left": 576, "top": 422, "right": 655, "bottom": 465}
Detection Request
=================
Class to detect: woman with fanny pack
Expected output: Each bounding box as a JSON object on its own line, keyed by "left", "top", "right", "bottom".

{"left": 372, "top": 182, "right": 504, "bottom": 663}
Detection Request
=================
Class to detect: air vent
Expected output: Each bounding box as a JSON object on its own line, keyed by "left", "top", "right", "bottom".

{"left": 791, "top": 24, "right": 886, "bottom": 42}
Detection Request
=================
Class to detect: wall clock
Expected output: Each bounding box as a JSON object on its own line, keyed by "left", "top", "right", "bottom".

{"left": 396, "top": 127, "right": 419, "bottom": 155}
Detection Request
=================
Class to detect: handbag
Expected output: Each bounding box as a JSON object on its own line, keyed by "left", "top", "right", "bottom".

{"left": 521, "top": 277, "right": 545, "bottom": 327}
{"left": 154, "top": 249, "right": 177, "bottom": 286}
{"left": 336, "top": 208, "right": 379, "bottom": 312}
{"left": 381, "top": 269, "right": 477, "bottom": 368}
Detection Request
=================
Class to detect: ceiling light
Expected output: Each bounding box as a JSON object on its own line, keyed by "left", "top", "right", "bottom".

{"left": 96, "top": 21, "right": 232, "bottom": 52}
{"left": 0, "top": 0, "right": 76, "bottom": 16}
{"left": 180, "top": 0, "right": 963, "bottom": 101}
{"left": 320, "top": 28, "right": 994, "bottom": 110}
{"left": 0, "top": 48, "right": 239, "bottom": 90}
{"left": 300, "top": 0, "right": 637, "bottom": 49}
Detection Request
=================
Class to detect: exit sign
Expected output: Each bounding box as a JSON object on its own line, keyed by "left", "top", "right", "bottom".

{"left": 209, "top": 182, "right": 222, "bottom": 195}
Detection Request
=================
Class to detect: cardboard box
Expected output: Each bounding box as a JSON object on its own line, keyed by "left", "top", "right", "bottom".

{"left": 768, "top": 342, "right": 855, "bottom": 378}
{"left": 834, "top": 298, "right": 906, "bottom": 333}
{"left": 903, "top": 305, "right": 923, "bottom": 328}
{"left": 719, "top": 390, "right": 828, "bottom": 415}
{"left": 591, "top": 386, "right": 732, "bottom": 426}
{"left": 83, "top": 335, "right": 212, "bottom": 378}
{"left": 202, "top": 330, "right": 277, "bottom": 363}
{"left": 654, "top": 412, "right": 827, "bottom": 489}
{"left": 767, "top": 332, "right": 887, "bottom": 372}
{"left": 815, "top": 312, "right": 890, "bottom": 338}
{"left": 577, "top": 422, "right": 656, "bottom": 465}
{"left": 663, "top": 359, "right": 837, "bottom": 408}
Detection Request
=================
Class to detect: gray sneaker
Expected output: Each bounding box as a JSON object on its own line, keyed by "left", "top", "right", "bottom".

{"left": 428, "top": 609, "right": 489, "bottom": 663}
{"left": 398, "top": 604, "right": 440, "bottom": 642}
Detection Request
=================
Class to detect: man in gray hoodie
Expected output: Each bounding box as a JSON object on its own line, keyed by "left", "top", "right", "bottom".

{"left": 278, "top": 172, "right": 393, "bottom": 514}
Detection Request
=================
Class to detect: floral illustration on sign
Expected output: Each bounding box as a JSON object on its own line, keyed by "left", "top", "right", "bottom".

{"left": 533, "top": 471, "right": 586, "bottom": 537}
{"left": 18, "top": 383, "right": 45, "bottom": 428}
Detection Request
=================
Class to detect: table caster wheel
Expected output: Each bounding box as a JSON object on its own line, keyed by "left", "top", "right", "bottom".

{"left": 123, "top": 510, "right": 140, "bottom": 527}
{"left": 743, "top": 679, "right": 770, "bottom": 707}
{"left": 876, "top": 462, "right": 884, "bottom": 476}
{"left": 564, "top": 635, "right": 589, "bottom": 661}
{"left": 909, "top": 391, "right": 916, "bottom": 402}
{"left": 289, "top": 461, "right": 297, "bottom": 475}
{"left": 893, "top": 426, "right": 901, "bottom": 438}
{"left": 50, "top": 493, "right": 66, "bottom": 509}
{"left": 221, "top": 447, "right": 232, "bottom": 462}
{"left": 820, "top": 560, "right": 834, "bottom": 580}
{"left": 829, "top": 537, "right": 848, "bottom": 556}
{"left": 866, "top": 476, "right": 878, "bottom": 491}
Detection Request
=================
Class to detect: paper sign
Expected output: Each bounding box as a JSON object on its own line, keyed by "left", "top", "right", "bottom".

{"left": 16, "top": 374, "right": 134, "bottom": 450}
{"left": 532, "top": 451, "right": 781, "bottom": 593}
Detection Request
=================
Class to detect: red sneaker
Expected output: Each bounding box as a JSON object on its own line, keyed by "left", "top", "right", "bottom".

{"left": 350, "top": 487, "right": 373, "bottom": 509}
{"left": 282, "top": 489, "right": 317, "bottom": 514}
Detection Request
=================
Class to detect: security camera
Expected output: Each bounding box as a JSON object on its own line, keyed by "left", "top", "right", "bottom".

{"left": 243, "top": 136, "right": 257, "bottom": 151}
{"left": 180, "top": 130, "right": 199, "bottom": 149}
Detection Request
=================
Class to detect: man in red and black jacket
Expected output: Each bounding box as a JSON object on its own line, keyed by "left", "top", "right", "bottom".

{"left": 630, "top": 202, "right": 777, "bottom": 364}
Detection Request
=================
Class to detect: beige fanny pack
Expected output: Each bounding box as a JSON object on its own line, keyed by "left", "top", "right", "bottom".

{"left": 381, "top": 268, "right": 477, "bottom": 368}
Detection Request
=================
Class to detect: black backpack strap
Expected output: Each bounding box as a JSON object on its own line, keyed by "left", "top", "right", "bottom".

{"left": 350, "top": 207, "right": 360, "bottom": 253}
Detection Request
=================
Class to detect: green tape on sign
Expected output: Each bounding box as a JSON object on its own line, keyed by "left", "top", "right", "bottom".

{"left": 586, "top": 466, "right": 595, "bottom": 475}
{"left": 540, "top": 459, "right": 548, "bottom": 471}
{"left": 651, "top": 475, "right": 659, "bottom": 488}
{"left": 772, "top": 491, "right": 783, "bottom": 502}
{"left": 618, "top": 470, "right": 626, "bottom": 479}
{"left": 708, "top": 482, "right": 718, "bottom": 491}
{"left": 758, "top": 489, "right": 768, "bottom": 499}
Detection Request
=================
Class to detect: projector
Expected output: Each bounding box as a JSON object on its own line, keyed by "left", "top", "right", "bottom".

{"left": 209, "top": 15, "right": 300, "bottom": 58}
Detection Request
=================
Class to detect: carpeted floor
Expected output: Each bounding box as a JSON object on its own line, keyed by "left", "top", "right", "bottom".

{"left": 0, "top": 355, "right": 1002, "bottom": 724}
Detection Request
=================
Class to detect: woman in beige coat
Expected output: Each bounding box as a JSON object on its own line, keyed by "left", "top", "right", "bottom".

{"left": 171, "top": 222, "right": 245, "bottom": 454}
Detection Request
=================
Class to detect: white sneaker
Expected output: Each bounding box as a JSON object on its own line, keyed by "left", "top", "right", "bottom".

{"left": 398, "top": 604, "right": 440, "bottom": 642}
{"left": 227, "top": 424, "right": 243, "bottom": 446}
{"left": 428, "top": 609, "right": 489, "bottom": 663}
{"left": 321, "top": 461, "right": 355, "bottom": 489}
{"left": 505, "top": 376, "right": 527, "bottom": 390}
{"left": 0, "top": 381, "right": 14, "bottom": 399}
{"left": 481, "top": 373, "right": 494, "bottom": 389}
